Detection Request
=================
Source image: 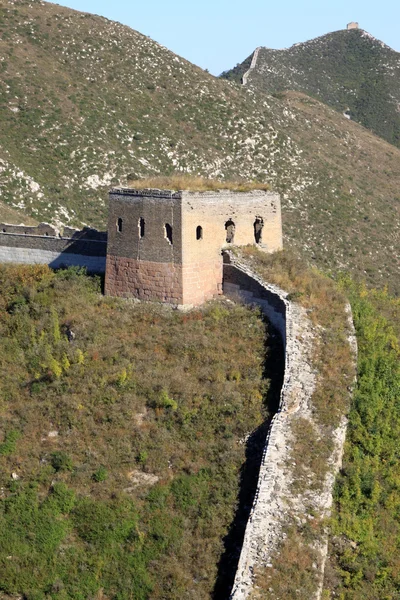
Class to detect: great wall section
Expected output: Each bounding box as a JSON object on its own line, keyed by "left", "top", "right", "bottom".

{"left": 0, "top": 223, "right": 107, "bottom": 272}
{"left": 0, "top": 198, "right": 357, "bottom": 599}
{"left": 242, "top": 47, "right": 261, "bottom": 86}
{"left": 223, "top": 252, "right": 357, "bottom": 600}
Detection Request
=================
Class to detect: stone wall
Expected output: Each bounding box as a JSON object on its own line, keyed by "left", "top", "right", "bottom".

{"left": 242, "top": 47, "right": 262, "bottom": 86}
{"left": 0, "top": 224, "right": 107, "bottom": 272}
{"left": 222, "top": 252, "right": 356, "bottom": 600}
{"left": 105, "top": 256, "right": 183, "bottom": 303}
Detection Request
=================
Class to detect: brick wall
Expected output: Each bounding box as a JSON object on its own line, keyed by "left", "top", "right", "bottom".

{"left": 180, "top": 189, "right": 282, "bottom": 305}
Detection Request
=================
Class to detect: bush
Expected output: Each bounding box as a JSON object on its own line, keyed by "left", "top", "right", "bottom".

{"left": 50, "top": 451, "right": 73, "bottom": 472}
{"left": 0, "top": 430, "right": 21, "bottom": 456}
{"left": 92, "top": 466, "right": 108, "bottom": 482}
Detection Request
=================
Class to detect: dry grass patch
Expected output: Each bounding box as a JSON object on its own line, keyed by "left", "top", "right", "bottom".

{"left": 126, "top": 175, "right": 270, "bottom": 192}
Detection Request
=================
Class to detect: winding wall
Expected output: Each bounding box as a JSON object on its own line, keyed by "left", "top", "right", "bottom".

{"left": 242, "top": 47, "right": 261, "bottom": 86}
{"left": 223, "top": 252, "right": 356, "bottom": 600}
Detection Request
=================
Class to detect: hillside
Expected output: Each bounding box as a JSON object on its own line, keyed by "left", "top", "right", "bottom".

{"left": 0, "top": 264, "right": 274, "bottom": 600}
{"left": 0, "top": 199, "right": 37, "bottom": 225}
{"left": 0, "top": 1, "right": 399, "bottom": 293}
{"left": 221, "top": 28, "right": 400, "bottom": 149}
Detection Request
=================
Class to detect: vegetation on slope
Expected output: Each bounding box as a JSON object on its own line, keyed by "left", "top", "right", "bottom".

{"left": 0, "top": 199, "right": 37, "bottom": 225}
{"left": 236, "top": 252, "right": 400, "bottom": 599}
{"left": 0, "top": 1, "right": 399, "bottom": 292}
{"left": 325, "top": 285, "right": 400, "bottom": 599}
{"left": 222, "top": 29, "right": 400, "bottom": 148}
{"left": 0, "top": 265, "right": 271, "bottom": 600}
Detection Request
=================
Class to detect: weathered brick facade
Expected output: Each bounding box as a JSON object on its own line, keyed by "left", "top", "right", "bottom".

{"left": 105, "top": 256, "right": 183, "bottom": 303}
{"left": 105, "top": 187, "right": 282, "bottom": 306}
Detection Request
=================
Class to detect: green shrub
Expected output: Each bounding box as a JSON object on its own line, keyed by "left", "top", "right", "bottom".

{"left": 92, "top": 466, "right": 108, "bottom": 482}
{"left": 0, "top": 429, "right": 21, "bottom": 456}
{"left": 50, "top": 451, "right": 73, "bottom": 472}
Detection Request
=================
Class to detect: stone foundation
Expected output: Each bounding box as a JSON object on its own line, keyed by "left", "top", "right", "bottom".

{"left": 105, "top": 255, "right": 183, "bottom": 303}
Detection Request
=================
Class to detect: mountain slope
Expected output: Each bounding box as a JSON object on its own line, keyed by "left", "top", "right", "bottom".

{"left": 0, "top": 1, "right": 399, "bottom": 292}
{"left": 0, "top": 199, "right": 37, "bottom": 225}
{"left": 221, "top": 28, "right": 400, "bottom": 149}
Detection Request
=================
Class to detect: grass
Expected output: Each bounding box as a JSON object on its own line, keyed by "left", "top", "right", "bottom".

{"left": 323, "top": 283, "right": 400, "bottom": 599}
{"left": 126, "top": 175, "right": 270, "bottom": 192}
{"left": 0, "top": 264, "right": 271, "bottom": 600}
{"left": 0, "top": 200, "right": 38, "bottom": 226}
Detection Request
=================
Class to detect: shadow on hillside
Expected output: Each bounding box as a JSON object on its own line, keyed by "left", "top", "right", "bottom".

{"left": 212, "top": 319, "right": 284, "bottom": 599}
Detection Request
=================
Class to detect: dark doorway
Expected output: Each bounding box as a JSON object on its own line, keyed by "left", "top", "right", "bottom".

{"left": 117, "top": 218, "right": 123, "bottom": 233}
{"left": 196, "top": 225, "right": 203, "bottom": 240}
{"left": 139, "top": 217, "right": 145, "bottom": 238}
{"left": 254, "top": 217, "right": 264, "bottom": 244}
{"left": 225, "top": 220, "right": 235, "bottom": 244}
{"left": 165, "top": 223, "right": 173, "bottom": 244}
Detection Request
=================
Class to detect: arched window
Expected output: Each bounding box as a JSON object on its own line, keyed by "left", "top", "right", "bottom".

{"left": 196, "top": 225, "right": 203, "bottom": 240}
{"left": 165, "top": 223, "right": 173, "bottom": 244}
{"left": 225, "top": 220, "right": 235, "bottom": 244}
{"left": 139, "top": 217, "right": 145, "bottom": 238}
{"left": 254, "top": 217, "right": 264, "bottom": 244}
{"left": 117, "top": 218, "right": 123, "bottom": 233}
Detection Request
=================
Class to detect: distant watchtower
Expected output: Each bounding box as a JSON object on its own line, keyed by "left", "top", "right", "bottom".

{"left": 105, "top": 187, "right": 282, "bottom": 306}
{"left": 347, "top": 22, "right": 359, "bottom": 30}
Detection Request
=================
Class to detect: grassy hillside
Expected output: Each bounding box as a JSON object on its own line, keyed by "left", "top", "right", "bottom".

{"left": 221, "top": 29, "right": 400, "bottom": 149}
{"left": 324, "top": 284, "right": 400, "bottom": 599}
{"left": 0, "top": 199, "right": 37, "bottom": 225}
{"left": 0, "top": 1, "right": 399, "bottom": 292}
{"left": 0, "top": 264, "right": 273, "bottom": 600}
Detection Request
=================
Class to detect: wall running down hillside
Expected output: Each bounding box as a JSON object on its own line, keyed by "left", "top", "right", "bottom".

{"left": 222, "top": 253, "right": 357, "bottom": 600}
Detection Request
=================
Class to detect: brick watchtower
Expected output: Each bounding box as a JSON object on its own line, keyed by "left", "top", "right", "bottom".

{"left": 105, "top": 187, "right": 282, "bottom": 306}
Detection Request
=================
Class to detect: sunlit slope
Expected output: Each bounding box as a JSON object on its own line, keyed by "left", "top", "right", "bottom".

{"left": 0, "top": 1, "right": 399, "bottom": 291}
{"left": 222, "top": 28, "right": 400, "bottom": 148}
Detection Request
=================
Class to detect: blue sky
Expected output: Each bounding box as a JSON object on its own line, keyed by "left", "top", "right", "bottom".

{"left": 55, "top": 0, "right": 400, "bottom": 75}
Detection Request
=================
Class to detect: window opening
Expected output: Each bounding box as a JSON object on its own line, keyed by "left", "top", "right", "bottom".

{"left": 196, "top": 225, "right": 203, "bottom": 240}
{"left": 117, "top": 218, "right": 123, "bottom": 233}
{"left": 225, "top": 220, "right": 235, "bottom": 244}
{"left": 139, "top": 217, "right": 145, "bottom": 238}
{"left": 254, "top": 217, "right": 264, "bottom": 244}
{"left": 165, "top": 223, "right": 173, "bottom": 244}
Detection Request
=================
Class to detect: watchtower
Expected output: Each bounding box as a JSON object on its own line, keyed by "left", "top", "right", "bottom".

{"left": 105, "top": 187, "right": 282, "bottom": 306}
{"left": 347, "top": 22, "right": 359, "bottom": 30}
